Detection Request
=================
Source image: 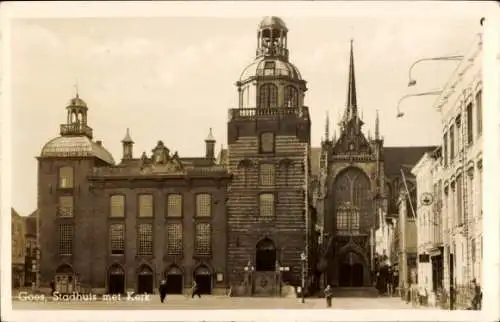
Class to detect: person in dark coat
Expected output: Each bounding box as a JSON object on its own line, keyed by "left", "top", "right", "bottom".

{"left": 159, "top": 279, "right": 167, "bottom": 303}
{"left": 324, "top": 285, "right": 333, "bottom": 308}
{"left": 50, "top": 280, "right": 55, "bottom": 296}
{"left": 471, "top": 279, "right": 482, "bottom": 310}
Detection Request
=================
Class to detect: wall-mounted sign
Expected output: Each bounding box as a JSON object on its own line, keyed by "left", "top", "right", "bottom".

{"left": 216, "top": 272, "right": 223, "bottom": 282}
{"left": 421, "top": 192, "right": 434, "bottom": 206}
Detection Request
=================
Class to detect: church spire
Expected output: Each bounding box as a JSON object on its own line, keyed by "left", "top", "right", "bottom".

{"left": 375, "top": 109, "right": 380, "bottom": 140}
{"left": 346, "top": 39, "right": 358, "bottom": 121}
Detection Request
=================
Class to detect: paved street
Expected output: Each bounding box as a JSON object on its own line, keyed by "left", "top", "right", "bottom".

{"left": 12, "top": 294, "right": 423, "bottom": 310}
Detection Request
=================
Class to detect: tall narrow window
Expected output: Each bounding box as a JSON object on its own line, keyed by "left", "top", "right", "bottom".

{"left": 456, "top": 175, "right": 463, "bottom": 226}
{"left": 195, "top": 223, "right": 211, "bottom": 255}
{"left": 259, "top": 84, "right": 278, "bottom": 109}
{"left": 259, "top": 163, "right": 275, "bottom": 186}
{"left": 167, "top": 223, "right": 183, "bottom": 255}
{"left": 110, "top": 195, "right": 125, "bottom": 218}
{"left": 58, "top": 196, "right": 74, "bottom": 217}
{"left": 167, "top": 194, "right": 183, "bottom": 217}
{"left": 138, "top": 194, "right": 153, "bottom": 217}
{"left": 259, "top": 193, "right": 275, "bottom": 217}
{"left": 467, "top": 102, "right": 474, "bottom": 144}
{"left": 449, "top": 126, "right": 455, "bottom": 162}
{"left": 58, "top": 166, "right": 74, "bottom": 188}
{"left": 260, "top": 132, "right": 275, "bottom": 153}
{"left": 455, "top": 115, "right": 462, "bottom": 153}
{"left": 443, "top": 133, "right": 448, "bottom": 167}
{"left": 58, "top": 224, "right": 73, "bottom": 256}
{"left": 476, "top": 90, "right": 482, "bottom": 136}
{"left": 196, "top": 193, "right": 212, "bottom": 217}
{"left": 238, "top": 160, "right": 252, "bottom": 187}
{"left": 137, "top": 223, "right": 153, "bottom": 256}
{"left": 478, "top": 164, "right": 483, "bottom": 215}
{"left": 109, "top": 224, "right": 125, "bottom": 255}
{"left": 284, "top": 85, "right": 298, "bottom": 108}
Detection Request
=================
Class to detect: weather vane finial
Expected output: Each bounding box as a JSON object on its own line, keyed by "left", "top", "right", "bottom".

{"left": 74, "top": 82, "right": 79, "bottom": 98}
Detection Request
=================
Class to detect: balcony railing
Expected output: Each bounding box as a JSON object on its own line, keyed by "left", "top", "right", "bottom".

{"left": 229, "top": 106, "right": 309, "bottom": 121}
{"left": 60, "top": 124, "right": 93, "bottom": 138}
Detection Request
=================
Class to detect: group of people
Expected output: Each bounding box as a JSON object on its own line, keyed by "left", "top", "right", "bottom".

{"left": 158, "top": 280, "right": 202, "bottom": 303}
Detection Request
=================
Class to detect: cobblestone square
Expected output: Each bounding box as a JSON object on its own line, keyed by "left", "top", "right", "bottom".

{"left": 12, "top": 295, "right": 422, "bottom": 310}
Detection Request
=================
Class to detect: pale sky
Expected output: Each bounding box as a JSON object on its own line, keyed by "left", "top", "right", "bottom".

{"left": 9, "top": 4, "right": 486, "bottom": 216}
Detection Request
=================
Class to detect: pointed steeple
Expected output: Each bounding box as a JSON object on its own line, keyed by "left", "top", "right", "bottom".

{"left": 346, "top": 39, "right": 358, "bottom": 120}
{"left": 375, "top": 109, "right": 380, "bottom": 140}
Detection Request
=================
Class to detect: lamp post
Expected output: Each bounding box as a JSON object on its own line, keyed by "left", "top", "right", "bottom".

{"left": 396, "top": 91, "right": 443, "bottom": 118}
{"left": 300, "top": 251, "right": 306, "bottom": 303}
{"left": 244, "top": 261, "right": 254, "bottom": 296}
{"left": 407, "top": 56, "right": 464, "bottom": 87}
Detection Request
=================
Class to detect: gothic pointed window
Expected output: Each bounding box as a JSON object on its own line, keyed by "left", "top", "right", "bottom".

{"left": 333, "top": 168, "right": 371, "bottom": 235}
{"left": 259, "top": 84, "right": 278, "bottom": 109}
{"left": 284, "top": 85, "right": 298, "bottom": 108}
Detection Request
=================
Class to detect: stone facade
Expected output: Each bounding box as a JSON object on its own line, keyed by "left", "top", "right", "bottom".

{"left": 433, "top": 33, "right": 483, "bottom": 308}
{"left": 12, "top": 208, "right": 26, "bottom": 288}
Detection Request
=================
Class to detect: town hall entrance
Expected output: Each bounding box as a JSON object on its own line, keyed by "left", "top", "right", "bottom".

{"left": 194, "top": 265, "right": 212, "bottom": 295}
{"left": 165, "top": 265, "right": 184, "bottom": 294}
{"left": 108, "top": 265, "right": 125, "bottom": 295}
{"left": 137, "top": 265, "right": 154, "bottom": 294}
{"left": 255, "top": 238, "right": 276, "bottom": 271}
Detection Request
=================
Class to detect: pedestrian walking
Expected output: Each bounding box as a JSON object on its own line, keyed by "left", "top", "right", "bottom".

{"left": 159, "top": 279, "right": 167, "bottom": 303}
{"left": 191, "top": 281, "right": 201, "bottom": 298}
{"left": 386, "top": 268, "right": 394, "bottom": 297}
{"left": 324, "top": 284, "right": 333, "bottom": 308}
{"left": 471, "top": 279, "right": 482, "bottom": 310}
{"left": 50, "top": 280, "right": 56, "bottom": 296}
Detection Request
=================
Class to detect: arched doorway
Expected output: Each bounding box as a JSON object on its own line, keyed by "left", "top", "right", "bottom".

{"left": 193, "top": 265, "right": 212, "bottom": 295}
{"left": 165, "top": 265, "right": 183, "bottom": 294}
{"left": 256, "top": 238, "right": 276, "bottom": 271}
{"left": 108, "top": 264, "right": 125, "bottom": 294}
{"left": 55, "top": 264, "right": 75, "bottom": 294}
{"left": 137, "top": 265, "right": 154, "bottom": 294}
{"left": 338, "top": 252, "right": 365, "bottom": 287}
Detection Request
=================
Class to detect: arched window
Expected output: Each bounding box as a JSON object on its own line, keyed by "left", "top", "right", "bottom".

{"left": 58, "top": 166, "right": 74, "bottom": 188}
{"left": 256, "top": 238, "right": 276, "bottom": 271}
{"left": 334, "top": 168, "right": 371, "bottom": 234}
{"left": 284, "top": 86, "right": 298, "bottom": 108}
{"left": 259, "top": 84, "right": 278, "bottom": 109}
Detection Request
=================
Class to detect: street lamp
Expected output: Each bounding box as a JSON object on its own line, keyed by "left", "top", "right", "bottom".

{"left": 396, "top": 91, "right": 443, "bottom": 118}
{"left": 407, "top": 56, "right": 463, "bottom": 87}
{"left": 300, "top": 251, "right": 307, "bottom": 303}
{"left": 244, "top": 261, "right": 254, "bottom": 296}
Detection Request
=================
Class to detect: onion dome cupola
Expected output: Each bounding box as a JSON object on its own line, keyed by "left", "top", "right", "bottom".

{"left": 236, "top": 16, "right": 307, "bottom": 110}
{"left": 39, "top": 91, "right": 115, "bottom": 165}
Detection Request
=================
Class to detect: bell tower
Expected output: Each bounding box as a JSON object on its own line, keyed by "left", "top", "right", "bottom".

{"left": 60, "top": 89, "right": 93, "bottom": 139}
{"left": 227, "top": 16, "right": 313, "bottom": 295}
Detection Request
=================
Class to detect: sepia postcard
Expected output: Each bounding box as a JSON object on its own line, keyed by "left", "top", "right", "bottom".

{"left": 1, "top": 1, "right": 499, "bottom": 321}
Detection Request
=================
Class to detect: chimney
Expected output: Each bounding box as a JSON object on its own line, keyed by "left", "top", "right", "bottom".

{"left": 205, "top": 128, "right": 216, "bottom": 160}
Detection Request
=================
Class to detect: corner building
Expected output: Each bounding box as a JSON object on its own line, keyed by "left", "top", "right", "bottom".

{"left": 225, "top": 17, "right": 315, "bottom": 296}
{"left": 38, "top": 94, "right": 231, "bottom": 295}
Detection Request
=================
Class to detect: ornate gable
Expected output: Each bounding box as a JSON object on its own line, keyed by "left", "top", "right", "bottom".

{"left": 139, "top": 141, "right": 185, "bottom": 174}
{"left": 332, "top": 120, "right": 372, "bottom": 155}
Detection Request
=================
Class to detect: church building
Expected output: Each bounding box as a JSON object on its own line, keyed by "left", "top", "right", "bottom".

{"left": 314, "top": 40, "right": 437, "bottom": 291}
